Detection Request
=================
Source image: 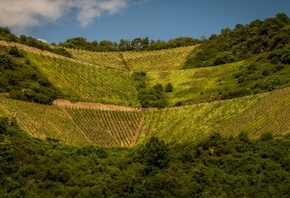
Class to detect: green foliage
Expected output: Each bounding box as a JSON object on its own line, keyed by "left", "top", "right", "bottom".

{"left": 134, "top": 137, "right": 170, "bottom": 173}
{"left": 0, "top": 54, "right": 59, "bottom": 104}
{"left": 0, "top": 117, "right": 7, "bottom": 134}
{"left": 184, "top": 13, "right": 290, "bottom": 68}
{"left": 165, "top": 83, "right": 173, "bottom": 92}
{"left": 2, "top": 123, "right": 290, "bottom": 197}
{"left": 137, "top": 83, "right": 168, "bottom": 109}
{"left": 260, "top": 132, "right": 274, "bottom": 141}
{"left": 60, "top": 36, "right": 200, "bottom": 52}
{"left": 8, "top": 46, "right": 24, "bottom": 58}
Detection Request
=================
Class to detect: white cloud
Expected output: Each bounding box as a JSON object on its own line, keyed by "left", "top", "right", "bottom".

{"left": 0, "top": 0, "right": 129, "bottom": 30}
{"left": 37, "top": 38, "right": 48, "bottom": 43}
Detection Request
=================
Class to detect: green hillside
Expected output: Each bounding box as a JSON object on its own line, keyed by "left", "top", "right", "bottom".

{"left": 0, "top": 96, "right": 143, "bottom": 147}
{"left": 1, "top": 13, "right": 290, "bottom": 198}
{"left": 66, "top": 45, "right": 197, "bottom": 71}
{"left": 0, "top": 13, "right": 290, "bottom": 146}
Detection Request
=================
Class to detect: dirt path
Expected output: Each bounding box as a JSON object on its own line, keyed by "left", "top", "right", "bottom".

{"left": 53, "top": 99, "right": 140, "bottom": 112}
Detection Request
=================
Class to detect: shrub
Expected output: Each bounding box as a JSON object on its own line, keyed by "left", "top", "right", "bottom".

{"left": 8, "top": 46, "right": 24, "bottom": 58}
{"left": 165, "top": 83, "right": 173, "bottom": 92}
{"left": 260, "top": 132, "right": 274, "bottom": 141}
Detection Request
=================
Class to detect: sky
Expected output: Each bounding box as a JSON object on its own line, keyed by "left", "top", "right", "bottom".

{"left": 0, "top": 0, "right": 290, "bottom": 44}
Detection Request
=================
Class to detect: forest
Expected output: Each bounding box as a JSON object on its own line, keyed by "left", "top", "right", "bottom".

{"left": 1, "top": 120, "right": 290, "bottom": 197}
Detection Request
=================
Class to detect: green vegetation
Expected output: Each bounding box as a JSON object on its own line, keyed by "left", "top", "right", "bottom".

{"left": 0, "top": 48, "right": 60, "bottom": 104}
{"left": 67, "top": 45, "right": 196, "bottom": 71}
{"left": 27, "top": 52, "right": 140, "bottom": 106}
{"left": 60, "top": 36, "right": 199, "bottom": 52}
{"left": 0, "top": 97, "right": 143, "bottom": 147}
{"left": 184, "top": 13, "right": 290, "bottom": 68}
{"left": 1, "top": 13, "right": 290, "bottom": 197}
{"left": 1, "top": 120, "right": 290, "bottom": 197}
{"left": 0, "top": 27, "right": 72, "bottom": 57}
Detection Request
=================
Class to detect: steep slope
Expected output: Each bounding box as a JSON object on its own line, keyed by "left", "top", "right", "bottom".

{"left": 0, "top": 96, "right": 143, "bottom": 147}
{"left": 66, "top": 45, "right": 197, "bottom": 71}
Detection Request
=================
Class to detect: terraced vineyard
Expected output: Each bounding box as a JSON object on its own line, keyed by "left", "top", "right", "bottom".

{"left": 67, "top": 48, "right": 127, "bottom": 70}
{"left": 65, "top": 107, "right": 144, "bottom": 147}
{"left": 218, "top": 86, "right": 290, "bottom": 137}
{"left": 27, "top": 52, "right": 139, "bottom": 106}
{"left": 138, "top": 93, "right": 267, "bottom": 144}
{"left": 67, "top": 45, "right": 197, "bottom": 71}
{"left": 0, "top": 97, "right": 89, "bottom": 146}
{"left": 123, "top": 46, "right": 197, "bottom": 71}
{"left": 0, "top": 97, "right": 144, "bottom": 147}
{"left": 1, "top": 86, "right": 290, "bottom": 147}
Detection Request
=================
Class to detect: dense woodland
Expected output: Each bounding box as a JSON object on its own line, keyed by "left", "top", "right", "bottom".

{"left": 184, "top": 12, "right": 290, "bottom": 67}
{"left": 1, "top": 120, "right": 290, "bottom": 197}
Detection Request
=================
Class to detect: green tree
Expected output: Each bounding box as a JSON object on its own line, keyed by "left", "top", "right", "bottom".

{"left": 165, "top": 83, "right": 173, "bottom": 92}
{"left": 134, "top": 137, "right": 170, "bottom": 173}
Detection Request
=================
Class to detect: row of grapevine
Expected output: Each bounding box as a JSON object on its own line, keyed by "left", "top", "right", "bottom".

{"left": 27, "top": 52, "right": 140, "bottom": 106}
{"left": 138, "top": 93, "right": 266, "bottom": 144}
{"left": 67, "top": 49, "right": 127, "bottom": 71}
{"left": 64, "top": 107, "right": 144, "bottom": 147}
{"left": 122, "top": 46, "right": 197, "bottom": 71}
{"left": 0, "top": 97, "right": 90, "bottom": 145}
{"left": 0, "top": 96, "right": 145, "bottom": 147}
{"left": 67, "top": 46, "right": 197, "bottom": 72}
{"left": 218, "top": 87, "right": 290, "bottom": 137}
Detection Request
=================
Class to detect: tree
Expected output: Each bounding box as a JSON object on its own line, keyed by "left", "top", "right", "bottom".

{"left": 134, "top": 137, "right": 170, "bottom": 173}
{"left": 0, "top": 117, "right": 7, "bottom": 134}
{"left": 165, "top": 83, "right": 173, "bottom": 92}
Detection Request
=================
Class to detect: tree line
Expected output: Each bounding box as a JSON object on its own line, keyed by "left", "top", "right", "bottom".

{"left": 184, "top": 13, "right": 290, "bottom": 68}
{"left": 1, "top": 118, "right": 290, "bottom": 197}
{"left": 59, "top": 36, "right": 200, "bottom": 52}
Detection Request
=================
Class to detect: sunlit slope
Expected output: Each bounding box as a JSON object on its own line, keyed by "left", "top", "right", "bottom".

{"left": 65, "top": 107, "right": 143, "bottom": 147}
{"left": 146, "top": 61, "right": 243, "bottom": 105}
{"left": 1, "top": 87, "right": 289, "bottom": 147}
{"left": 218, "top": 86, "right": 290, "bottom": 137}
{"left": 66, "top": 48, "right": 127, "bottom": 70}
{"left": 27, "top": 52, "right": 139, "bottom": 106}
{"left": 67, "top": 46, "right": 197, "bottom": 71}
{"left": 0, "top": 97, "right": 144, "bottom": 147}
{"left": 138, "top": 93, "right": 266, "bottom": 144}
{"left": 123, "top": 46, "right": 197, "bottom": 71}
{"left": 139, "top": 87, "right": 290, "bottom": 144}
{"left": 0, "top": 97, "right": 89, "bottom": 146}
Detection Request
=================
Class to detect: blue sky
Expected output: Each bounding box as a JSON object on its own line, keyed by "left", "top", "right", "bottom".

{"left": 1, "top": 0, "right": 290, "bottom": 44}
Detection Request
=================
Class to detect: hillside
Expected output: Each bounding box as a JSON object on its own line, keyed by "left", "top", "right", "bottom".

{"left": 0, "top": 13, "right": 290, "bottom": 147}
{"left": 1, "top": 13, "right": 290, "bottom": 197}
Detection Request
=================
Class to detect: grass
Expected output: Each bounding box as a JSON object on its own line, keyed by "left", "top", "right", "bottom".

{"left": 145, "top": 61, "right": 244, "bottom": 106}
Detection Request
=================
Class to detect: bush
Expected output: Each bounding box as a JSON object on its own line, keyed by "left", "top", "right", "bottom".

{"left": 165, "top": 83, "right": 173, "bottom": 92}
{"left": 8, "top": 46, "right": 24, "bottom": 58}
{"left": 213, "top": 51, "right": 235, "bottom": 65}
{"left": 260, "top": 132, "right": 274, "bottom": 141}
{"left": 0, "top": 117, "right": 8, "bottom": 134}
{"left": 134, "top": 137, "right": 170, "bottom": 173}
